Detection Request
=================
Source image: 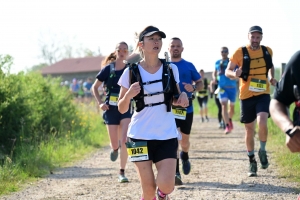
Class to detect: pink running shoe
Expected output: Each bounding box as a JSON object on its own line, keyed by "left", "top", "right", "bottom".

{"left": 224, "top": 125, "right": 231, "bottom": 134}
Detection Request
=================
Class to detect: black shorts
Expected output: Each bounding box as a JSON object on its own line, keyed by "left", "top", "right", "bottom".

{"left": 175, "top": 112, "right": 194, "bottom": 135}
{"left": 197, "top": 96, "right": 208, "bottom": 108}
{"left": 240, "top": 94, "right": 270, "bottom": 124}
{"left": 128, "top": 138, "right": 178, "bottom": 163}
{"left": 102, "top": 106, "right": 132, "bottom": 125}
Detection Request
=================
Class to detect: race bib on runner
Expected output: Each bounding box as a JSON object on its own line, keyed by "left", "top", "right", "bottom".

{"left": 172, "top": 106, "right": 187, "bottom": 120}
{"left": 109, "top": 93, "right": 118, "bottom": 106}
{"left": 126, "top": 141, "right": 149, "bottom": 162}
{"left": 249, "top": 78, "right": 267, "bottom": 92}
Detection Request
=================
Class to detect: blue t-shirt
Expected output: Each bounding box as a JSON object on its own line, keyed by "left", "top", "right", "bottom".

{"left": 171, "top": 59, "right": 201, "bottom": 113}
{"left": 83, "top": 82, "right": 93, "bottom": 91}
{"left": 96, "top": 63, "right": 126, "bottom": 105}
{"left": 70, "top": 83, "right": 79, "bottom": 92}
{"left": 215, "top": 59, "right": 236, "bottom": 88}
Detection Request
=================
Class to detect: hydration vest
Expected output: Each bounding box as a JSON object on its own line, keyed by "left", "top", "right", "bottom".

{"left": 240, "top": 45, "right": 273, "bottom": 81}
{"left": 198, "top": 78, "right": 208, "bottom": 96}
{"left": 129, "top": 59, "right": 179, "bottom": 112}
{"left": 103, "top": 63, "right": 116, "bottom": 95}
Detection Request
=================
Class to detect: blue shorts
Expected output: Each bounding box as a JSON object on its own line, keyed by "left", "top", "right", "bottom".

{"left": 218, "top": 87, "right": 237, "bottom": 103}
{"left": 102, "top": 106, "right": 132, "bottom": 125}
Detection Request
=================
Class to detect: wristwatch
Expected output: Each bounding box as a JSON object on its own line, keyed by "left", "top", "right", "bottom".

{"left": 192, "top": 85, "right": 197, "bottom": 92}
{"left": 285, "top": 127, "right": 298, "bottom": 137}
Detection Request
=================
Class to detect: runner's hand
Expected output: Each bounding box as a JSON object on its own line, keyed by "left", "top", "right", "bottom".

{"left": 100, "top": 103, "right": 109, "bottom": 111}
{"left": 126, "top": 82, "right": 141, "bottom": 99}
{"left": 270, "top": 78, "right": 277, "bottom": 86}
{"left": 182, "top": 82, "right": 194, "bottom": 92}
{"left": 286, "top": 126, "right": 300, "bottom": 152}
{"left": 234, "top": 68, "right": 242, "bottom": 78}
{"left": 174, "top": 92, "right": 189, "bottom": 107}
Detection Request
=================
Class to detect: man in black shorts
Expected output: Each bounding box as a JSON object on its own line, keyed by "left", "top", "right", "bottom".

{"left": 270, "top": 50, "right": 300, "bottom": 153}
{"left": 169, "top": 37, "right": 202, "bottom": 185}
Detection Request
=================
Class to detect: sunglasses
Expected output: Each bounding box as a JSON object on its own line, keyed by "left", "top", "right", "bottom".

{"left": 221, "top": 51, "right": 228, "bottom": 53}
{"left": 116, "top": 49, "right": 128, "bottom": 53}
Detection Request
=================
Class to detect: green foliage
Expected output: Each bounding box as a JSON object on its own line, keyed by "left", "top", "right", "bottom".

{"left": 0, "top": 55, "right": 109, "bottom": 195}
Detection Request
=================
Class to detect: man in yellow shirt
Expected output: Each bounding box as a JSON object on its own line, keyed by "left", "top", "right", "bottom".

{"left": 225, "top": 26, "right": 277, "bottom": 177}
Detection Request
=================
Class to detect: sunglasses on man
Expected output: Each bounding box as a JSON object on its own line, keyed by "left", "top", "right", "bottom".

{"left": 221, "top": 51, "right": 228, "bottom": 53}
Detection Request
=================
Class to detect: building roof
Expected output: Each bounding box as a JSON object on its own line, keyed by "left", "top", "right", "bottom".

{"left": 41, "top": 56, "right": 105, "bottom": 75}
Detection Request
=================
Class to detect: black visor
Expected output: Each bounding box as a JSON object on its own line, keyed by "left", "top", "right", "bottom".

{"left": 139, "top": 26, "right": 166, "bottom": 41}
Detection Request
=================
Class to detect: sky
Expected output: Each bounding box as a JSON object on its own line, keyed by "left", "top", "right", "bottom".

{"left": 0, "top": 0, "right": 299, "bottom": 74}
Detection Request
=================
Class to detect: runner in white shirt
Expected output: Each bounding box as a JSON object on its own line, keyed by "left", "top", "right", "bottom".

{"left": 118, "top": 26, "right": 189, "bottom": 200}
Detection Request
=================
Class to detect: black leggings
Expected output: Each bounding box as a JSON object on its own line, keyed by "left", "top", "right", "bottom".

{"left": 215, "top": 95, "right": 222, "bottom": 123}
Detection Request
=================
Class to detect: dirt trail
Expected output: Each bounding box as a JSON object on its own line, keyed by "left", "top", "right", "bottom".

{"left": 1, "top": 115, "right": 299, "bottom": 200}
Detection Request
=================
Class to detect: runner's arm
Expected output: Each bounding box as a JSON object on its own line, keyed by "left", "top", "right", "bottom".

{"left": 118, "top": 82, "right": 140, "bottom": 114}
{"left": 225, "top": 61, "right": 241, "bottom": 79}
{"left": 270, "top": 99, "right": 294, "bottom": 133}
{"left": 92, "top": 79, "right": 103, "bottom": 105}
{"left": 270, "top": 99, "right": 300, "bottom": 152}
{"left": 268, "top": 66, "right": 277, "bottom": 86}
{"left": 212, "top": 70, "right": 217, "bottom": 83}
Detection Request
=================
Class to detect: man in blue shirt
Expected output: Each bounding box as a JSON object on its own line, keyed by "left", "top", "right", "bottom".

{"left": 169, "top": 37, "right": 202, "bottom": 185}
{"left": 213, "top": 47, "right": 237, "bottom": 134}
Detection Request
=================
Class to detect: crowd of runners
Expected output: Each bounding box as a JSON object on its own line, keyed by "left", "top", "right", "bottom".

{"left": 87, "top": 25, "right": 300, "bottom": 200}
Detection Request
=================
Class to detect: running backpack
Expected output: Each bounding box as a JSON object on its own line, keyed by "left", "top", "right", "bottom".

{"left": 103, "top": 63, "right": 116, "bottom": 95}
{"left": 240, "top": 45, "right": 273, "bottom": 81}
{"left": 128, "top": 59, "right": 179, "bottom": 112}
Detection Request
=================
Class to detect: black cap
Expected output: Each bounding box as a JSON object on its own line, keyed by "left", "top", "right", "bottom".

{"left": 139, "top": 26, "right": 166, "bottom": 41}
{"left": 249, "top": 26, "right": 263, "bottom": 34}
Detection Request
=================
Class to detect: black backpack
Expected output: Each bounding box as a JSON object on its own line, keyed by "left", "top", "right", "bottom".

{"left": 128, "top": 59, "right": 179, "bottom": 112}
{"left": 240, "top": 45, "right": 273, "bottom": 81}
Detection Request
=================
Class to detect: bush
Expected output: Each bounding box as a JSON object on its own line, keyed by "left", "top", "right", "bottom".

{"left": 0, "top": 55, "right": 79, "bottom": 157}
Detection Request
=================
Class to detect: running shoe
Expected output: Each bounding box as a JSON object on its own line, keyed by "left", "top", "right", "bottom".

{"left": 157, "top": 189, "right": 169, "bottom": 200}
{"left": 248, "top": 161, "right": 257, "bottom": 177}
{"left": 175, "top": 172, "right": 183, "bottom": 186}
{"left": 118, "top": 174, "right": 129, "bottom": 183}
{"left": 181, "top": 159, "right": 191, "bottom": 175}
{"left": 206, "top": 116, "right": 209, "bottom": 122}
{"left": 110, "top": 149, "right": 118, "bottom": 162}
{"left": 201, "top": 117, "right": 204, "bottom": 122}
{"left": 258, "top": 149, "right": 269, "bottom": 169}
{"left": 224, "top": 125, "right": 231, "bottom": 134}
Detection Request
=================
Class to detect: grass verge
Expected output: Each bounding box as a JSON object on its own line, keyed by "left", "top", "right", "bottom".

{"left": 0, "top": 103, "right": 109, "bottom": 195}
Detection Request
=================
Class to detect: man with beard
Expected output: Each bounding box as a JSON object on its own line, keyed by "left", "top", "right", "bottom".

{"left": 168, "top": 37, "right": 203, "bottom": 185}
{"left": 225, "top": 26, "right": 277, "bottom": 177}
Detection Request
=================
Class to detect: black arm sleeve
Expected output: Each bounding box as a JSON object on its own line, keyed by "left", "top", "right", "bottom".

{"left": 273, "top": 51, "right": 300, "bottom": 106}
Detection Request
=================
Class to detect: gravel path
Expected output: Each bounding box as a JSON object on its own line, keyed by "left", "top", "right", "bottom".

{"left": 1, "top": 115, "right": 299, "bottom": 200}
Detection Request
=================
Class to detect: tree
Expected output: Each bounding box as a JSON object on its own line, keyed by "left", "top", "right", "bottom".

{"left": 38, "top": 32, "right": 102, "bottom": 65}
{"left": 26, "top": 63, "right": 48, "bottom": 73}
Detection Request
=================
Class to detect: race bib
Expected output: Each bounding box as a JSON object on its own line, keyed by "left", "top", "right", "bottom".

{"left": 172, "top": 106, "right": 187, "bottom": 120}
{"left": 126, "top": 141, "right": 149, "bottom": 162}
{"left": 249, "top": 78, "right": 267, "bottom": 92}
{"left": 109, "top": 93, "right": 118, "bottom": 106}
